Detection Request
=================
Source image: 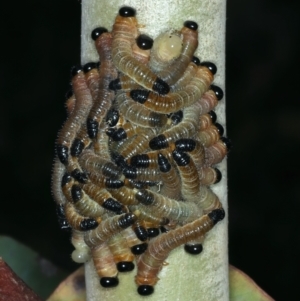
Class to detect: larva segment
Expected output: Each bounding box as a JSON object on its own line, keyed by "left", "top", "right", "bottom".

{"left": 91, "top": 242, "right": 119, "bottom": 288}
{"left": 135, "top": 189, "right": 202, "bottom": 223}
{"left": 84, "top": 213, "right": 137, "bottom": 248}
{"left": 111, "top": 7, "right": 170, "bottom": 95}
{"left": 130, "top": 66, "right": 214, "bottom": 114}
{"left": 56, "top": 67, "right": 93, "bottom": 173}
{"left": 196, "top": 122, "right": 224, "bottom": 147}
{"left": 135, "top": 208, "right": 225, "bottom": 295}
{"left": 198, "top": 111, "right": 217, "bottom": 130}
{"left": 51, "top": 158, "right": 68, "bottom": 206}
{"left": 198, "top": 167, "right": 222, "bottom": 185}
{"left": 116, "top": 92, "right": 168, "bottom": 128}
{"left": 87, "top": 32, "right": 117, "bottom": 139}
{"left": 107, "top": 233, "right": 135, "bottom": 272}
{"left": 204, "top": 137, "right": 231, "bottom": 167}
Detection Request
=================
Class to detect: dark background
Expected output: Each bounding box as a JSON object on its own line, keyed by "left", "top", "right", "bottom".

{"left": 1, "top": 0, "right": 299, "bottom": 300}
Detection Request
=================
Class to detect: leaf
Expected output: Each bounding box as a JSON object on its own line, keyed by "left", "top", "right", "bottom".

{"left": 0, "top": 236, "right": 68, "bottom": 299}
{"left": 230, "top": 265, "right": 275, "bottom": 301}
{"left": 0, "top": 258, "right": 43, "bottom": 301}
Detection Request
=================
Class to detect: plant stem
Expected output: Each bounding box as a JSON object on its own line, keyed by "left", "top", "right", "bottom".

{"left": 81, "top": 0, "right": 228, "bottom": 300}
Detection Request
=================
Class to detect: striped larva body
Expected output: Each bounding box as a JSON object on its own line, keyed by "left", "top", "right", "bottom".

{"left": 135, "top": 189, "right": 202, "bottom": 223}
{"left": 135, "top": 208, "right": 225, "bottom": 295}
{"left": 91, "top": 242, "right": 119, "bottom": 288}
{"left": 108, "top": 186, "right": 139, "bottom": 206}
{"left": 51, "top": 158, "right": 68, "bottom": 206}
{"left": 130, "top": 66, "right": 214, "bottom": 114}
{"left": 87, "top": 31, "right": 117, "bottom": 139}
{"left": 116, "top": 92, "right": 169, "bottom": 128}
{"left": 157, "top": 152, "right": 182, "bottom": 199}
{"left": 111, "top": 7, "right": 169, "bottom": 95}
{"left": 149, "top": 101, "right": 203, "bottom": 150}
{"left": 196, "top": 122, "right": 224, "bottom": 148}
{"left": 56, "top": 67, "right": 93, "bottom": 172}
{"left": 198, "top": 167, "right": 222, "bottom": 185}
{"left": 107, "top": 233, "right": 135, "bottom": 272}
{"left": 79, "top": 149, "right": 123, "bottom": 179}
{"left": 198, "top": 110, "right": 217, "bottom": 130}
{"left": 172, "top": 150, "right": 201, "bottom": 201}
{"left": 204, "top": 137, "right": 231, "bottom": 167}
{"left": 84, "top": 213, "right": 137, "bottom": 248}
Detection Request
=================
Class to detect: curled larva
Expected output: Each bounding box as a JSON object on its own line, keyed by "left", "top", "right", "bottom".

{"left": 135, "top": 208, "right": 225, "bottom": 296}
{"left": 149, "top": 100, "right": 203, "bottom": 150}
{"left": 71, "top": 230, "right": 91, "bottom": 263}
{"left": 108, "top": 186, "right": 139, "bottom": 206}
{"left": 79, "top": 149, "right": 123, "bottom": 179}
{"left": 83, "top": 62, "right": 100, "bottom": 101}
{"left": 157, "top": 152, "right": 182, "bottom": 199}
{"left": 196, "top": 122, "right": 224, "bottom": 147}
{"left": 51, "top": 158, "right": 67, "bottom": 206}
{"left": 198, "top": 110, "right": 217, "bottom": 130}
{"left": 87, "top": 31, "right": 117, "bottom": 139}
{"left": 198, "top": 167, "right": 222, "bottom": 185}
{"left": 64, "top": 202, "right": 100, "bottom": 231}
{"left": 107, "top": 233, "right": 135, "bottom": 272}
{"left": 115, "top": 92, "right": 169, "bottom": 128}
{"left": 130, "top": 65, "right": 214, "bottom": 114}
{"left": 172, "top": 150, "right": 201, "bottom": 202}
{"left": 77, "top": 182, "right": 124, "bottom": 213}
{"left": 111, "top": 6, "right": 169, "bottom": 95}
{"left": 84, "top": 213, "right": 137, "bottom": 248}
{"left": 91, "top": 242, "right": 119, "bottom": 288}
{"left": 153, "top": 21, "right": 199, "bottom": 85}
{"left": 204, "top": 137, "right": 231, "bottom": 167}
{"left": 135, "top": 189, "right": 202, "bottom": 223}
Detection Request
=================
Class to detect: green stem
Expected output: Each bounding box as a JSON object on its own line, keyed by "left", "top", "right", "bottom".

{"left": 81, "top": 0, "right": 228, "bottom": 300}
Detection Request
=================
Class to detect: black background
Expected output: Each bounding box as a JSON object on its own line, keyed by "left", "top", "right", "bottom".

{"left": 1, "top": 1, "right": 299, "bottom": 300}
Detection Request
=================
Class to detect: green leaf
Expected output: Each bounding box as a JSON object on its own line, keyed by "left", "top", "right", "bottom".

{"left": 230, "top": 265, "right": 275, "bottom": 301}
{"left": 0, "top": 236, "right": 68, "bottom": 299}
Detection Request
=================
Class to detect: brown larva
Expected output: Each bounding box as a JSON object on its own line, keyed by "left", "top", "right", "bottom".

{"left": 91, "top": 241, "right": 119, "bottom": 288}
{"left": 198, "top": 167, "right": 222, "bottom": 185}
{"left": 135, "top": 208, "right": 225, "bottom": 295}
{"left": 196, "top": 122, "right": 224, "bottom": 148}
{"left": 130, "top": 65, "right": 214, "bottom": 114}
{"left": 107, "top": 233, "right": 135, "bottom": 272}
{"left": 198, "top": 110, "right": 217, "bottom": 130}
{"left": 115, "top": 91, "right": 169, "bottom": 128}
{"left": 87, "top": 31, "right": 117, "bottom": 140}
{"left": 84, "top": 213, "right": 137, "bottom": 248}
{"left": 135, "top": 189, "right": 202, "bottom": 223}
{"left": 111, "top": 7, "right": 170, "bottom": 95}
{"left": 204, "top": 137, "right": 231, "bottom": 167}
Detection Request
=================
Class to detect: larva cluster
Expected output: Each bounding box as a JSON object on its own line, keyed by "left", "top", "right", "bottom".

{"left": 51, "top": 6, "right": 229, "bottom": 296}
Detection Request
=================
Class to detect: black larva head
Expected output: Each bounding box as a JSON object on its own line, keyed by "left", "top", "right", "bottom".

{"left": 147, "top": 228, "right": 160, "bottom": 238}
{"left": 71, "top": 184, "right": 82, "bottom": 202}
{"left": 175, "top": 138, "right": 196, "bottom": 152}
{"left": 153, "top": 78, "right": 170, "bottom": 95}
{"left": 191, "top": 56, "right": 201, "bottom": 66}
{"left": 136, "top": 189, "right": 154, "bottom": 205}
{"left": 157, "top": 153, "right": 171, "bottom": 173}
{"left": 91, "top": 27, "right": 108, "bottom": 41}
{"left": 61, "top": 172, "right": 72, "bottom": 187}
{"left": 87, "top": 118, "right": 99, "bottom": 139}
{"left": 214, "top": 168, "right": 222, "bottom": 184}
{"left": 136, "top": 34, "right": 154, "bottom": 50}
{"left": 119, "top": 6, "right": 136, "bottom": 17}
{"left": 130, "top": 89, "right": 150, "bottom": 104}
{"left": 208, "top": 110, "right": 217, "bottom": 123}
{"left": 130, "top": 154, "right": 150, "bottom": 168}
{"left": 71, "top": 169, "right": 88, "bottom": 183}
{"left": 123, "top": 166, "right": 137, "bottom": 179}
{"left": 170, "top": 110, "right": 183, "bottom": 124}
{"left": 131, "top": 243, "right": 148, "bottom": 255}
{"left": 70, "top": 138, "right": 85, "bottom": 157}
{"left": 220, "top": 136, "right": 232, "bottom": 151}
{"left": 100, "top": 277, "right": 119, "bottom": 288}
{"left": 117, "top": 261, "right": 135, "bottom": 272}
{"left": 109, "top": 78, "right": 122, "bottom": 91}
{"left": 118, "top": 213, "right": 137, "bottom": 228}
{"left": 172, "top": 150, "right": 190, "bottom": 166}
{"left": 215, "top": 123, "right": 224, "bottom": 136}
{"left": 83, "top": 62, "right": 98, "bottom": 73}
{"left": 70, "top": 65, "right": 82, "bottom": 77}
{"left": 208, "top": 208, "right": 225, "bottom": 225}
{"left": 80, "top": 218, "right": 98, "bottom": 231}
{"left": 134, "top": 225, "right": 148, "bottom": 242}
{"left": 184, "top": 243, "right": 203, "bottom": 255}
{"left": 200, "top": 61, "right": 217, "bottom": 75}
{"left": 184, "top": 20, "right": 198, "bottom": 30}
{"left": 149, "top": 134, "right": 168, "bottom": 150}
{"left": 102, "top": 198, "right": 123, "bottom": 213}
{"left": 138, "top": 285, "right": 154, "bottom": 296}
{"left": 210, "top": 84, "right": 224, "bottom": 101}
{"left": 106, "top": 108, "right": 119, "bottom": 126}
